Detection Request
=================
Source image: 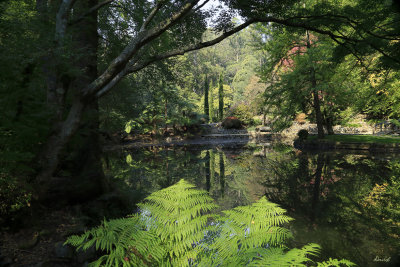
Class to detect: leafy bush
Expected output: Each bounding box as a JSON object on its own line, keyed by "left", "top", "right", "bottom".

{"left": 297, "top": 129, "right": 309, "bottom": 140}
{"left": 229, "top": 103, "right": 255, "bottom": 126}
{"left": 253, "top": 118, "right": 262, "bottom": 126}
{"left": 66, "top": 180, "right": 354, "bottom": 267}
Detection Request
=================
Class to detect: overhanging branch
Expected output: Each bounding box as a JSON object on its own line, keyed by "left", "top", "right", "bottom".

{"left": 83, "top": 0, "right": 201, "bottom": 99}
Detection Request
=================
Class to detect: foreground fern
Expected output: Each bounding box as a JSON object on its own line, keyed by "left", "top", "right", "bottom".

{"left": 66, "top": 179, "right": 354, "bottom": 266}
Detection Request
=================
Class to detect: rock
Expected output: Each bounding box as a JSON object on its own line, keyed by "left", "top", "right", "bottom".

{"left": 0, "top": 256, "right": 12, "bottom": 267}
{"left": 54, "top": 241, "right": 74, "bottom": 259}
{"left": 76, "top": 246, "right": 96, "bottom": 263}
{"left": 259, "top": 126, "right": 271, "bottom": 132}
{"left": 17, "top": 232, "right": 39, "bottom": 249}
{"left": 61, "top": 227, "right": 85, "bottom": 239}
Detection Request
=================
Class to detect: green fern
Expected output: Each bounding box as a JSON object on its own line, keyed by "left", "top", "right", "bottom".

{"left": 317, "top": 258, "right": 357, "bottom": 267}
{"left": 138, "top": 179, "right": 217, "bottom": 266}
{"left": 66, "top": 215, "right": 164, "bottom": 266}
{"left": 66, "top": 179, "right": 354, "bottom": 267}
{"left": 197, "top": 197, "right": 314, "bottom": 266}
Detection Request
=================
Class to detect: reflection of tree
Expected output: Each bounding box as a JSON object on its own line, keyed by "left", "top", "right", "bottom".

{"left": 105, "top": 146, "right": 399, "bottom": 267}
{"left": 258, "top": 150, "right": 399, "bottom": 266}
{"left": 311, "top": 154, "right": 324, "bottom": 222}
{"left": 205, "top": 150, "right": 211, "bottom": 192}
{"left": 219, "top": 152, "right": 225, "bottom": 197}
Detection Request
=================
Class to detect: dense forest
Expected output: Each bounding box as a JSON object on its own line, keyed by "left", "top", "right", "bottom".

{"left": 1, "top": 0, "right": 400, "bottom": 266}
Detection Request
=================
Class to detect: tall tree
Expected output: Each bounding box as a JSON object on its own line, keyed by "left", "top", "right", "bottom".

{"left": 3, "top": 0, "right": 399, "bottom": 203}
{"left": 306, "top": 30, "right": 324, "bottom": 139}
{"left": 204, "top": 75, "right": 209, "bottom": 122}
{"left": 34, "top": 0, "right": 259, "bottom": 198}
{"left": 218, "top": 73, "right": 224, "bottom": 121}
{"left": 209, "top": 79, "right": 215, "bottom": 122}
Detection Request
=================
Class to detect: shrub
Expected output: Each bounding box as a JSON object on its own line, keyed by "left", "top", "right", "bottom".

{"left": 66, "top": 180, "right": 354, "bottom": 267}
{"left": 221, "top": 116, "right": 242, "bottom": 129}
{"left": 297, "top": 129, "right": 309, "bottom": 140}
{"left": 229, "top": 103, "right": 254, "bottom": 126}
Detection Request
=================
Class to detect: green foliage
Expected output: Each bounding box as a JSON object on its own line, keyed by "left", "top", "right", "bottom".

{"left": 317, "top": 258, "right": 356, "bottom": 267}
{"left": 204, "top": 76, "right": 210, "bottom": 122}
{"left": 66, "top": 180, "right": 352, "bottom": 267}
{"left": 65, "top": 216, "right": 164, "bottom": 266}
{"left": 140, "top": 180, "right": 217, "bottom": 265}
{"left": 229, "top": 103, "right": 255, "bottom": 126}
{"left": 0, "top": 0, "right": 50, "bottom": 216}
{"left": 209, "top": 80, "right": 215, "bottom": 122}
{"left": 218, "top": 73, "right": 224, "bottom": 121}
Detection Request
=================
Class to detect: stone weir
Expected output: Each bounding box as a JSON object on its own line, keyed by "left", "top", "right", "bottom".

{"left": 200, "top": 124, "right": 277, "bottom": 142}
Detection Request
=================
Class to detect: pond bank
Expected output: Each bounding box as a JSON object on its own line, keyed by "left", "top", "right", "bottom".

{"left": 104, "top": 131, "right": 280, "bottom": 151}
{"left": 294, "top": 137, "right": 400, "bottom": 152}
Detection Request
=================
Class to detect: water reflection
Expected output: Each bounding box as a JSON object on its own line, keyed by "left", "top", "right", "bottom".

{"left": 106, "top": 144, "right": 400, "bottom": 267}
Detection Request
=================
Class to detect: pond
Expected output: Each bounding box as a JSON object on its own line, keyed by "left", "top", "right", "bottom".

{"left": 105, "top": 142, "right": 400, "bottom": 267}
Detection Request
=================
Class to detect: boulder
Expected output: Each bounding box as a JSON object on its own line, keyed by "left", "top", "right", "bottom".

{"left": 258, "top": 126, "right": 271, "bottom": 132}
{"left": 54, "top": 242, "right": 74, "bottom": 259}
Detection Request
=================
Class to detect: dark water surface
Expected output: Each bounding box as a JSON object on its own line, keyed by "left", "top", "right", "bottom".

{"left": 105, "top": 143, "right": 400, "bottom": 266}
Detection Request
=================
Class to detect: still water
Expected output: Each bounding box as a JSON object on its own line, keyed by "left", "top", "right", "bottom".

{"left": 105, "top": 143, "right": 399, "bottom": 266}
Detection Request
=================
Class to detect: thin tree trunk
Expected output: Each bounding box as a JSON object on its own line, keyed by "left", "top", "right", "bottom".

{"left": 324, "top": 110, "right": 334, "bottom": 135}
{"left": 164, "top": 98, "right": 168, "bottom": 133}
{"left": 312, "top": 82, "right": 325, "bottom": 139}
{"left": 306, "top": 31, "right": 324, "bottom": 139}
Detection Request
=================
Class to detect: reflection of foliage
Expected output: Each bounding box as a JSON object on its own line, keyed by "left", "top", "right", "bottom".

{"left": 362, "top": 160, "right": 400, "bottom": 237}
{"left": 258, "top": 150, "right": 399, "bottom": 266}
{"left": 67, "top": 180, "right": 352, "bottom": 266}
{"left": 105, "top": 146, "right": 399, "bottom": 266}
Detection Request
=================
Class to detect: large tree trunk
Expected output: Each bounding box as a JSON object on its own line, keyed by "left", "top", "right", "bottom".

{"left": 36, "top": 0, "right": 106, "bottom": 202}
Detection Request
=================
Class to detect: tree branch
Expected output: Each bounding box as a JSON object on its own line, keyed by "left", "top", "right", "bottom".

{"left": 256, "top": 17, "right": 400, "bottom": 66}
{"left": 55, "top": 0, "right": 77, "bottom": 44}
{"left": 128, "top": 19, "right": 256, "bottom": 74}
{"left": 95, "top": 19, "right": 255, "bottom": 98}
{"left": 91, "top": 11, "right": 400, "bottom": 100}
{"left": 83, "top": 0, "right": 201, "bottom": 99}
{"left": 140, "top": 0, "right": 165, "bottom": 32}
{"left": 69, "top": 0, "right": 115, "bottom": 26}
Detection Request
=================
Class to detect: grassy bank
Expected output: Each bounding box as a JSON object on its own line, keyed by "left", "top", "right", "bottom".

{"left": 309, "top": 134, "right": 400, "bottom": 144}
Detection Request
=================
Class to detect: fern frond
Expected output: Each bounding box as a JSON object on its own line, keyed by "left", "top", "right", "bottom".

{"left": 66, "top": 215, "right": 164, "bottom": 266}
{"left": 138, "top": 179, "right": 218, "bottom": 266}
{"left": 66, "top": 180, "right": 353, "bottom": 267}
{"left": 198, "top": 197, "right": 295, "bottom": 266}
{"left": 251, "top": 243, "right": 320, "bottom": 266}
{"left": 317, "top": 258, "right": 356, "bottom": 267}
